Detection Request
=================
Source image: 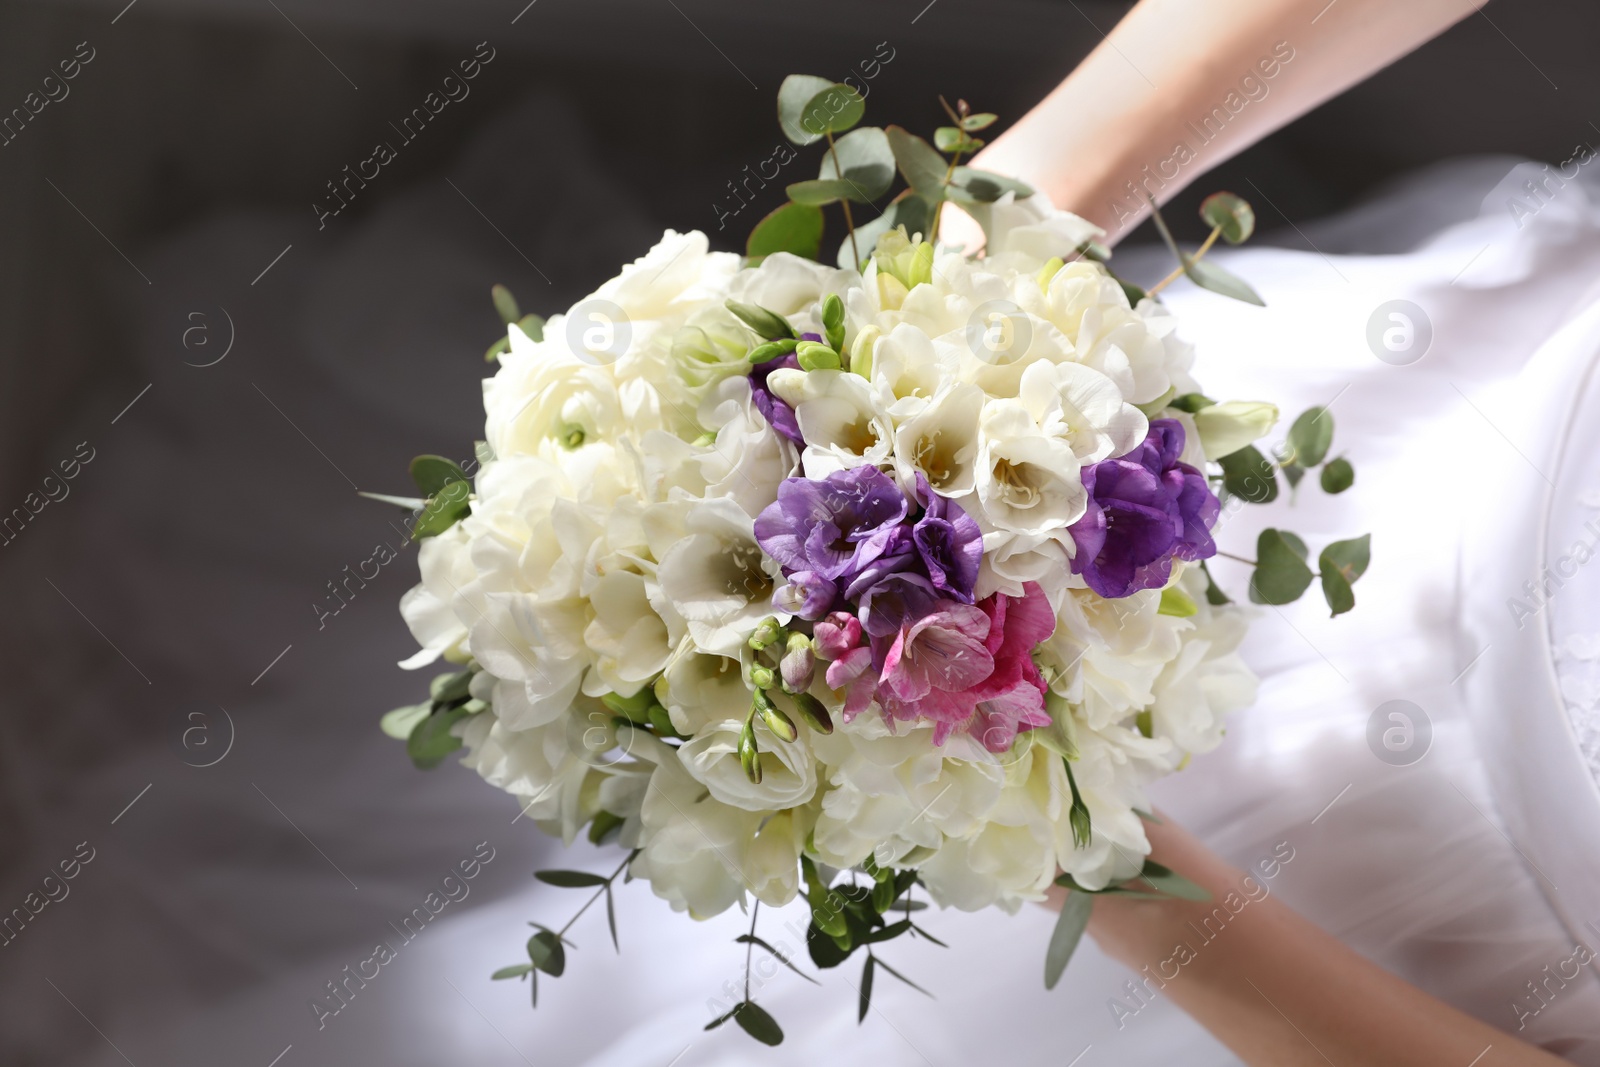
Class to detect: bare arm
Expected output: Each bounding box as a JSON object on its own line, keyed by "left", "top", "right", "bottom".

{"left": 955, "top": 0, "right": 1482, "bottom": 244}
{"left": 1052, "top": 817, "right": 1567, "bottom": 1067}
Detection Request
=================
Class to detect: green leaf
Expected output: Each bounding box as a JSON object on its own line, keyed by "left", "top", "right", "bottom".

{"left": 960, "top": 112, "right": 997, "bottom": 132}
{"left": 1044, "top": 890, "right": 1094, "bottom": 990}
{"left": 406, "top": 704, "right": 470, "bottom": 769}
{"left": 735, "top": 934, "right": 820, "bottom": 985}
{"left": 734, "top": 1001, "right": 784, "bottom": 1046}
{"left": 604, "top": 885, "right": 619, "bottom": 952}
{"left": 1200, "top": 560, "right": 1231, "bottom": 605}
{"left": 1199, "top": 192, "right": 1256, "bottom": 245}
{"left": 1319, "top": 534, "right": 1372, "bottom": 585}
{"left": 799, "top": 83, "right": 866, "bottom": 139}
{"left": 1157, "top": 585, "right": 1198, "bottom": 618}
{"left": 933, "top": 126, "right": 982, "bottom": 154}
{"left": 1168, "top": 393, "right": 1216, "bottom": 413}
{"left": 1182, "top": 255, "right": 1265, "bottom": 306}
{"left": 588, "top": 810, "right": 624, "bottom": 846}
{"left": 380, "top": 702, "right": 430, "bottom": 740}
{"left": 410, "top": 489, "right": 471, "bottom": 540}
{"left": 1218, "top": 444, "right": 1279, "bottom": 504}
{"left": 1321, "top": 456, "right": 1355, "bottom": 494}
{"left": 1249, "top": 529, "right": 1316, "bottom": 605}
{"left": 1278, "top": 531, "right": 1309, "bottom": 562}
{"left": 1321, "top": 566, "right": 1355, "bottom": 617}
{"left": 864, "top": 919, "right": 913, "bottom": 945}
{"left": 1139, "top": 860, "right": 1212, "bottom": 901}
{"left": 873, "top": 956, "right": 933, "bottom": 997}
{"left": 724, "top": 300, "right": 796, "bottom": 341}
{"left": 409, "top": 455, "right": 470, "bottom": 496}
{"left": 516, "top": 313, "right": 545, "bottom": 342}
{"left": 1287, "top": 407, "right": 1334, "bottom": 467}
{"left": 858, "top": 954, "right": 875, "bottom": 1022}
{"left": 491, "top": 283, "right": 520, "bottom": 325}
{"left": 777, "top": 74, "right": 836, "bottom": 145}
{"left": 485, "top": 336, "right": 510, "bottom": 362}
{"left": 885, "top": 126, "right": 948, "bottom": 201}
{"left": 430, "top": 669, "right": 472, "bottom": 704}
{"left": 807, "top": 921, "right": 852, "bottom": 968}
{"left": 492, "top": 963, "right": 533, "bottom": 980}
{"left": 535, "top": 869, "right": 609, "bottom": 888}
{"left": 1281, "top": 461, "right": 1306, "bottom": 489}
{"left": 948, "top": 166, "right": 1034, "bottom": 204}
{"left": 526, "top": 929, "right": 566, "bottom": 977}
{"left": 819, "top": 126, "right": 895, "bottom": 203}
{"left": 746, "top": 202, "right": 823, "bottom": 262}
{"left": 786, "top": 179, "right": 859, "bottom": 207}
{"left": 704, "top": 1004, "right": 740, "bottom": 1031}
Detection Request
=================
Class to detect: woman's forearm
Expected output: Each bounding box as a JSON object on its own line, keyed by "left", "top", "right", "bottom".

{"left": 1065, "top": 818, "right": 1567, "bottom": 1067}
{"left": 974, "top": 0, "right": 1482, "bottom": 239}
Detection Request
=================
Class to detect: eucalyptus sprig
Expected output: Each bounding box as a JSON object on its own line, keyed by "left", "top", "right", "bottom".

{"left": 748, "top": 74, "right": 1036, "bottom": 271}
{"left": 1173, "top": 393, "right": 1370, "bottom": 616}
{"left": 493, "top": 850, "right": 640, "bottom": 1006}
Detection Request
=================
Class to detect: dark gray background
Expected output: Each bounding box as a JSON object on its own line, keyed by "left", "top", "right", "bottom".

{"left": 0, "top": 1, "right": 1591, "bottom": 1063}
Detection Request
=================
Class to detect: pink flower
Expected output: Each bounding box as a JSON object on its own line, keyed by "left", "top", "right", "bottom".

{"left": 813, "top": 612, "right": 863, "bottom": 661}
{"left": 963, "top": 583, "right": 1056, "bottom": 751}
{"left": 875, "top": 581, "right": 1056, "bottom": 749}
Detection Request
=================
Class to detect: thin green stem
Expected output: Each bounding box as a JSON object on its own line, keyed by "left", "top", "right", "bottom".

{"left": 825, "top": 130, "right": 860, "bottom": 269}
{"left": 558, "top": 851, "right": 635, "bottom": 936}
{"left": 1216, "top": 550, "right": 1257, "bottom": 566}
{"left": 1147, "top": 224, "right": 1224, "bottom": 298}
{"left": 744, "top": 900, "right": 761, "bottom": 1001}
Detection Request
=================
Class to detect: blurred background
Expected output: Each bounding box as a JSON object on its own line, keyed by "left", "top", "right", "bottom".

{"left": 0, "top": 0, "right": 1595, "bottom": 1063}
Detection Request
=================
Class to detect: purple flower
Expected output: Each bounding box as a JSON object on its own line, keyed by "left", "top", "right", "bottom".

{"left": 842, "top": 523, "right": 916, "bottom": 600}
{"left": 750, "top": 352, "right": 803, "bottom": 445}
{"left": 772, "top": 570, "right": 837, "bottom": 620}
{"left": 911, "top": 473, "right": 982, "bottom": 603}
{"left": 754, "top": 466, "right": 910, "bottom": 584}
{"left": 1068, "top": 419, "right": 1219, "bottom": 599}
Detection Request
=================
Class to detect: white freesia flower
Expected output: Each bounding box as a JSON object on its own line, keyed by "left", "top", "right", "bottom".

{"left": 728, "top": 252, "right": 853, "bottom": 336}
{"left": 968, "top": 190, "right": 1103, "bottom": 264}
{"left": 892, "top": 382, "right": 983, "bottom": 497}
{"left": 656, "top": 496, "right": 785, "bottom": 656}
{"left": 867, "top": 322, "right": 962, "bottom": 419}
{"left": 678, "top": 717, "right": 817, "bottom": 811}
{"left": 454, "top": 704, "right": 599, "bottom": 844}
{"left": 974, "top": 399, "right": 1087, "bottom": 536}
{"left": 1017, "top": 359, "right": 1148, "bottom": 463}
{"left": 765, "top": 368, "right": 894, "bottom": 478}
{"left": 656, "top": 640, "right": 752, "bottom": 736}
{"left": 398, "top": 525, "right": 474, "bottom": 669}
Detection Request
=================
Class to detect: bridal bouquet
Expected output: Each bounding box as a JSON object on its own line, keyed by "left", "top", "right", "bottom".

{"left": 374, "top": 77, "right": 1368, "bottom": 1045}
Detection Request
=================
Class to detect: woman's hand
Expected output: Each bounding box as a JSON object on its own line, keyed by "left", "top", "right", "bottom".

{"left": 1048, "top": 814, "right": 1569, "bottom": 1067}
{"left": 944, "top": 0, "right": 1479, "bottom": 247}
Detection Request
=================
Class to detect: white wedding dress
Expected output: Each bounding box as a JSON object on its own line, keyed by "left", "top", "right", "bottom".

{"left": 17, "top": 95, "right": 1600, "bottom": 1065}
